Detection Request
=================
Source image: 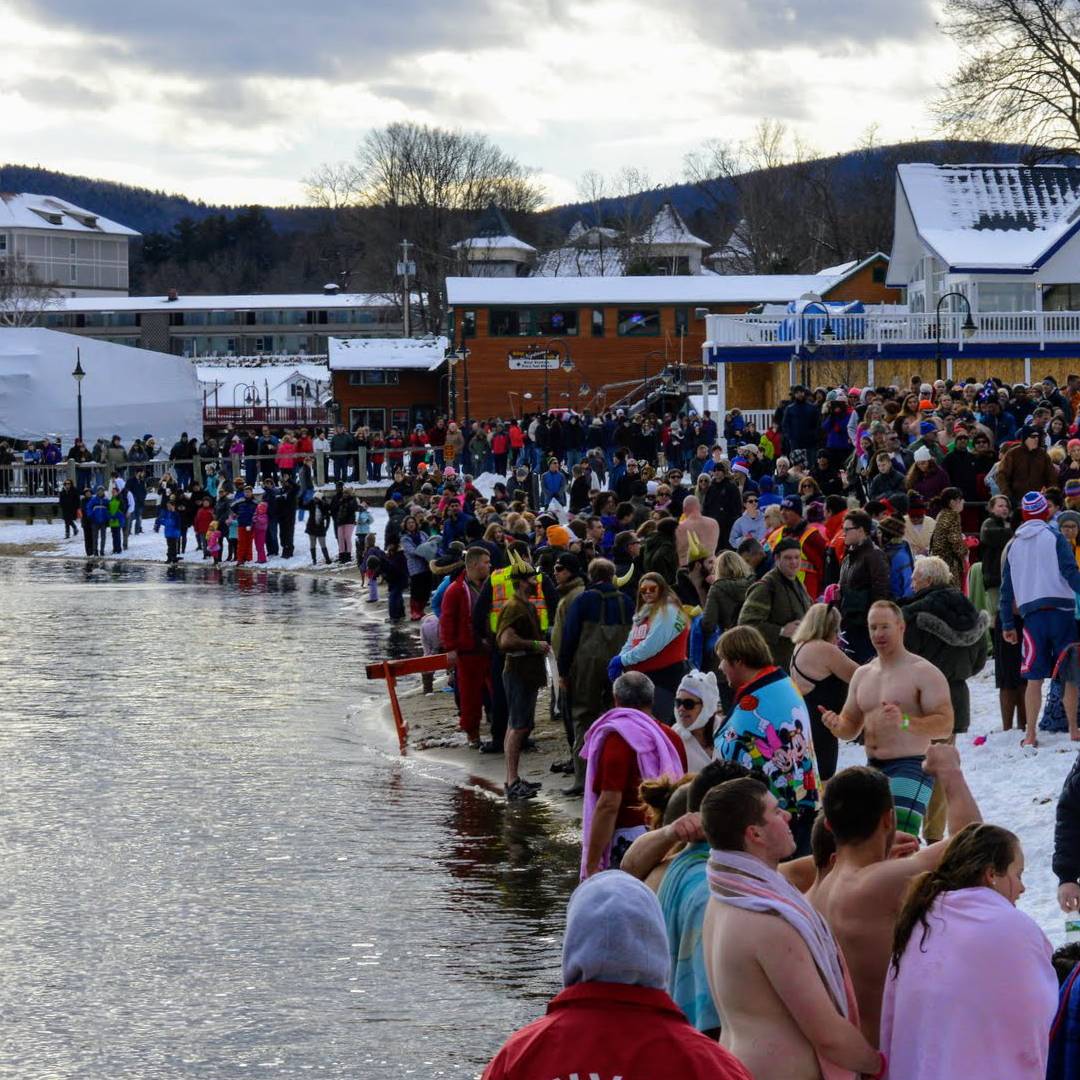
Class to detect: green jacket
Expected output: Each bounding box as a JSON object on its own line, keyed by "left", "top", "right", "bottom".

{"left": 642, "top": 531, "right": 678, "bottom": 587}
{"left": 738, "top": 567, "right": 811, "bottom": 671}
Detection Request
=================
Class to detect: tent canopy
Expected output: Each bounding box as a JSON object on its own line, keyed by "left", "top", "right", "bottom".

{"left": 0, "top": 328, "right": 202, "bottom": 447}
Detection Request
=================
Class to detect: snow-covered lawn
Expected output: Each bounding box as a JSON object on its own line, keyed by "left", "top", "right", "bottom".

{"left": 838, "top": 667, "right": 1077, "bottom": 943}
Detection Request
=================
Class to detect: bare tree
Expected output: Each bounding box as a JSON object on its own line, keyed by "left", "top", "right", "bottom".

{"left": 935, "top": 0, "right": 1080, "bottom": 155}
{"left": 0, "top": 253, "right": 62, "bottom": 327}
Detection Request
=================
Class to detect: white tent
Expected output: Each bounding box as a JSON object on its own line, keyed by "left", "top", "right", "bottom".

{"left": 0, "top": 328, "right": 202, "bottom": 446}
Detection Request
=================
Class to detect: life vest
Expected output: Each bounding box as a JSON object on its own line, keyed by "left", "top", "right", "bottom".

{"left": 489, "top": 565, "right": 550, "bottom": 633}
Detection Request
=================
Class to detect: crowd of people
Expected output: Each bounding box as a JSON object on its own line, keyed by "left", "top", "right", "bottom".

{"left": 348, "top": 371, "right": 1080, "bottom": 1079}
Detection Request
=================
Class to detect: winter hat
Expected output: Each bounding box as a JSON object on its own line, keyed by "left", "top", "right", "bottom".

{"left": 952, "top": 425, "right": 969, "bottom": 437}
{"left": 1021, "top": 491, "right": 1050, "bottom": 519}
{"left": 1066, "top": 479, "right": 1080, "bottom": 499}
{"left": 1059, "top": 510, "right": 1080, "bottom": 530}
{"left": 546, "top": 524, "right": 572, "bottom": 548}
{"left": 1018, "top": 424, "right": 1039, "bottom": 441}
{"left": 907, "top": 492, "right": 927, "bottom": 511}
{"left": 879, "top": 515, "right": 907, "bottom": 540}
{"left": 1069, "top": 439, "right": 1080, "bottom": 452}
{"left": 759, "top": 475, "right": 774, "bottom": 492}
{"left": 781, "top": 494, "right": 803, "bottom": 515}
{"left": 919, "top": 420, "right": 937, "bottom": 436}
{"left": 913, "top": 446, "right": 933, "bottom": 464}
{"left": 675, "top": 670, "right": 720, "bottom": 729}
{"left": 554, "top": 551, "right": 583, "bottom": 576}
{"left": 443, "top": 465, "right": 456, "bottom": 477}
{"left": 562, "top": 871, "right": 669, "bottom": 989}
{"left": 731, "top": 457, "right": 751, "bottom": 477}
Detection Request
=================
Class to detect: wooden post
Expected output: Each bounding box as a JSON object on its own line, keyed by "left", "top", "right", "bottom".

{"left": 366, "top": 653, "right": 451, "bottom": 755}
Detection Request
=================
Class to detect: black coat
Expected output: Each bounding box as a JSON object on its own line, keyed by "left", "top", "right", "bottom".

{"left": 59, "top": 486, "right": 81, "bottom": 519}
{"left": 1055, "top": 753, "right": 1080, "bottom": 886}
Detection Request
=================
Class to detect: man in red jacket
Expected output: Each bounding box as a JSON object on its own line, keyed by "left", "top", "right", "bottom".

{"left": 482, "top": 870, "right": 752, "bottom": 1080}
{"left": 439, "top": 546, "right": 493, "bottom": 746}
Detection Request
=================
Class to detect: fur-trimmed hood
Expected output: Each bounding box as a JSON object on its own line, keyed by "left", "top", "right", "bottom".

{"left": 911, "top": 607, "right": 990, "bottom": 648}
{"left": 901, "top": 584, "right": 988, "bottom": 646}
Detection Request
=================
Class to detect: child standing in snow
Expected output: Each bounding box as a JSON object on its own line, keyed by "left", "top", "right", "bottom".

{"left": 194, "top": 497, "right": 213, "bottom": 555}
{"left": 355, "top": 500, "right": 374, "bottom": 567}
{"left": 381, "top": 540, "right": 408, "bottom": 620}
{"left": 226, "top": 514, "right": 238, "bottom": 561}
{"left": 362, "top": 534, "right": 383, "bottom": 601}
{"left": 205, "top": 520, "right": 223, "bottom": 564}
{"left": 253, "top": 501, "right": 270, "bottom": 564}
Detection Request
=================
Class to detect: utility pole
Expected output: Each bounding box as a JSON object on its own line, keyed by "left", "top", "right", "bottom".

{"left": 398, "top": 239, "right": 414, "bottom": 338}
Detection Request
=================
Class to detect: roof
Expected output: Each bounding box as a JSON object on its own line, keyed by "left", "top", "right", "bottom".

{"left": 34, "top": 292, "right": 409, "bottom": 313}
{"left": 197, "top": 363, "right": 331, "bottom": 402}
{"left": 896, "top": 163, "right": 1080, "bottom": 271}
{"left": 446, "top": 274, "right": 849, "bottom": 305}
{"left": 0, "top": 192, "right": 140, "bottom": 236}
{"left": 327, "top": 336, "right": 448, "bottom": 371}
{"left": 451, "top": 235, "right": 537, "bottom": 253}
{"left": 636, "top": 203, "right": 709, "bottom": 248}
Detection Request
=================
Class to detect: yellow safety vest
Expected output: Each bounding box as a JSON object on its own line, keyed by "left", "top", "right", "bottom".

{"left": 489, "top": 565, "right": 550, "bottom": 633}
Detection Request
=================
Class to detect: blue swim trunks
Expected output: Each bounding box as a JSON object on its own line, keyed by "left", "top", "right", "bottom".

{"left": 1021, "top": 608, "right": 1076, "bottom": 682}
{"left": 868, "top": 755, "right": 935, "bottom": 837}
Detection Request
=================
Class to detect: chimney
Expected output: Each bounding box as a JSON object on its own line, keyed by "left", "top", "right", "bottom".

{"left": 323, "top": 282, "right": 340, "bottom": 296}
{"left": 167, "top": 288, "right": 179, "bottom": 302}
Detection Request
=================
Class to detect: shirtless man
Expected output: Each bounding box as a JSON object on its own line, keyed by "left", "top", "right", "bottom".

{"left": 701, "top": 779, "right": 882, "bottom": 1080}
{"left": 819, "top": 599, "right": 954, "bottom": 836}
{"left": 808, "top": 748, "right": 981, "bottom": 1044}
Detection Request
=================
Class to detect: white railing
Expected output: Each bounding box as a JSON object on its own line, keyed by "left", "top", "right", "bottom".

{"left": 705, "top": 310, "right": 1080, "bottom": 350}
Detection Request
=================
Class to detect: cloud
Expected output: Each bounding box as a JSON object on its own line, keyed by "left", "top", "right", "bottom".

{"left": 6, "top": 74, "right": 115, "bottom": 111}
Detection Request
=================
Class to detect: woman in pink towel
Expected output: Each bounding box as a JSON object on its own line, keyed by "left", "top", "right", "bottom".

{"left": 881, "top": 823, "right": 1057, "bottom": 1079}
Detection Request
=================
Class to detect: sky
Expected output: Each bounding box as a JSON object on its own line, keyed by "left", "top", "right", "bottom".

{"left": 0, "top": 0, "right": 961, "bottom": 209}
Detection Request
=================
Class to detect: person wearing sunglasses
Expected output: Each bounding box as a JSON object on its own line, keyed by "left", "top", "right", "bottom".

{"left": 672, "top": 669, "right": 721, "bottom": 772}
{"left": 728, "top": 492, "right": 767, "bottom": 550}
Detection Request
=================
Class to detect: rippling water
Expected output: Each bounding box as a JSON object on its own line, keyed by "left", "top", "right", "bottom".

{"left": 0, "top": 558, "right": 579, "bottom": 1078}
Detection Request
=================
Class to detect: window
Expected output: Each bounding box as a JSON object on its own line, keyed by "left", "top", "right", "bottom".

{"left": 592, "top": 308, "right": 605, "bottom": 337}
{"left": 675, "top": 307, "right": 689, "bottom": 337}
{"left": 617, "top": 308, "right": 660, "bottom": 336}
{"left": 977, "top": 282, "right": 1037, "bottom": 312}
{"left": 391, "top": 408, "right": 411, "bottom": 430}
{"left": 70, "top": 264, "right": 77, "bottom": 283}
{"left": 462, "top": 310, "right": 476, "bottom": 338}
{"left": 535, "top": 308, "right": 578, "bottom": 336}
{"left": 290, "top": 383, "right": 311, "bottom": 398}
{"left": 347, "top": 370, "right": 401, "bottom": 386}
{"left": 349, "top": 407, "right": 386, "bottom": 431}
{"left": 872, "top": 265, "right": 887, "bottom": 284}
{"left": 489, "top": 308, "right": 531, "bottom": 336}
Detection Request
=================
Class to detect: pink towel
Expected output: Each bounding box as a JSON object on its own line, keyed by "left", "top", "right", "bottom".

{"left": 881, "top": 887, "right": 1057, "bottom": 1079}
{"left": 708, "top": 849, "right": 860, "bottom": 1080}
{"left": 579, "top": 708, "right": 685, "bottom": 880}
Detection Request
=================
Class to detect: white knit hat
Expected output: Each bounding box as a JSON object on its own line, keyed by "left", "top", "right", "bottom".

{"left": 913, "top": 445, "right": 932, "bottom": 463}
{"left": 675, "top": 669, "right": 720, "bottom": 730}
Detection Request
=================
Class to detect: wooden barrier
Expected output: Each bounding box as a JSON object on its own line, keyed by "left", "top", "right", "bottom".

{"left": 365, "top": 653, "right": 450, "bottom": 754}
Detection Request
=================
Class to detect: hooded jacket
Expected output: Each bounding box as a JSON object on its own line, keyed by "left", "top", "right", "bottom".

{"left": 481, "top": 872, "right": 752, "bottom": 1080}
{"left": 900, "top": 584, "right": 989, "bottom": 733}
{"left": 1000, "top": 518, "right": 1080, "bottom": 629}
{"left": 998, "top": 443, "right": 1057, "bottom": 502}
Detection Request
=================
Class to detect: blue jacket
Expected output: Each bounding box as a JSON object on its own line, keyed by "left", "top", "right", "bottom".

{"left": 162, "top": 509, "right": 182, "bottom": 540}
{"left": 440, "top": 513, "right": 470, "bottom": 554}
{"left": 541, "top": 469, "right": 567, "bottom": 506}
{"left": 232, "top": 496, "right": 257, "bottom": 527}
{"left": 87, "top": 496, "right": 109, "bottom": 526}
{"left": 886, "top": 540, "right": 915, "bottom": 600}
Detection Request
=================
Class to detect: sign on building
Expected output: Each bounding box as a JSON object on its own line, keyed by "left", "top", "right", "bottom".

{"left": 507, "top": 349, "right": 559, "bottom": 370}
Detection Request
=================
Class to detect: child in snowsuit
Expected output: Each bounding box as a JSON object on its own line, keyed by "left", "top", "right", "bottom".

{"left": 253, "top": 501, "right": 270, "bottom": 564}
{"left": 205, "top": 520, "right": 223, "bottom": 565}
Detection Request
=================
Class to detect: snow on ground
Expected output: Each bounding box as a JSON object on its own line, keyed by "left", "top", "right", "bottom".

{"left": 0, "top": 507, "right": 389, "bottom": 570}
{"left": 838, "top": 667, "right": 1077, "bottom": 943}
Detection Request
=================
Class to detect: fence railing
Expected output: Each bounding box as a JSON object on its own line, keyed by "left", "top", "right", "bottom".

{"left": 203, "top": 405, "right": 332, "bottom": 426}
{"left": 705, "top": 308, "right": 1080, "bottom": 350}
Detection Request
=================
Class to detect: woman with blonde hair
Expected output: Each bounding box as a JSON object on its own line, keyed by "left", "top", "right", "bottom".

{"left": 882, "top": 823, "right": 1056, "bottom": 1079}
{"left": 702, "top": 550, "right": 755, "bottom": 667}
{"left": 790, "top": 604, "right": 858, "bottom": 780}
{"left": 609, "top": 571, "right": 690, "bottom": 723}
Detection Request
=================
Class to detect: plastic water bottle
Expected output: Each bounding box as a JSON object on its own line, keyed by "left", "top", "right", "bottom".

{"left": 1066, "top": 918, "right": 1080, "bottom": 944}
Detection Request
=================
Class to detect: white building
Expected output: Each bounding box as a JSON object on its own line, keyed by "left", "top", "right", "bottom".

{"left": 452, "top": 205, "right": 536, "bottom": 278}
{"left": 887, "top": 162, "right": 1080, "bottom": 315}
{"left": 0, "top": 192, "right": 139, "bottom": 297}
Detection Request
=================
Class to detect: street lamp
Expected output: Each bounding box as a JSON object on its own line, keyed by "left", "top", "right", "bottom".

{"left": 934, "top": 291, "right": 977, "bottom": 381}
{"left": 72, "top": 351, "right": 85, "bottom": 442}
{"left": 445, "top": 348, "right": 459, "bottom": 419}
{"left": 799, "top": 300, "right": 835, "bottom": 388}
{"left": 537, "top": 338, "right": 571, "bottom": 413}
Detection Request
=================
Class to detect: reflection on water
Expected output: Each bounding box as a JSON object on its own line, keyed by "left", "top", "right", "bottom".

{"left": 0, "top": 558, "right": 578, "bottom": 1077}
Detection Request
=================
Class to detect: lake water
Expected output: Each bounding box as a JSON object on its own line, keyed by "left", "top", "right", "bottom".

{"left": 0, "top": 558, "right": 580, "bottom": 1078}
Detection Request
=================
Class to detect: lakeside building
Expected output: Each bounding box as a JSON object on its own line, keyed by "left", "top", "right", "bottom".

{"left": 29, "top": 290, "right": 411, "bottom": 359}
{"left": 704, "top": 162, "right": 1080, "bottom": 411}
{"left": 0, "top": 192, "right": 138, "bottom": 297}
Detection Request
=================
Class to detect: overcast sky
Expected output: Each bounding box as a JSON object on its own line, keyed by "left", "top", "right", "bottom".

{"left": 1, "top": 0, "right": 959, "bottom": 208}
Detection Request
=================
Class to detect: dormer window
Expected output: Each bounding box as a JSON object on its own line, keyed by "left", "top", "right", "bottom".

{"left": 31, "top": 209, "right": 64, "bottom": 226}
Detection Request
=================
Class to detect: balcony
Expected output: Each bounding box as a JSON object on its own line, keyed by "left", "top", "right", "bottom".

{"left": 703, "top": 309, "right": 1080, "bottom": 361}
{"left": 203, "top": 404, "right": 332, "bottom": 428}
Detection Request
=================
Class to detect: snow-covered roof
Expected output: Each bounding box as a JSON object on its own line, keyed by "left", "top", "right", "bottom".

{"left": 0, "top": 192, "right": 140, "bottom": 237}
{"left": 36, "top": 292, "right": 410, "bottom": 313}
{"left": 451, "top": 235, "right": 537, "bottom": 253}
{"left": 327, "top": 336, "right": 448, "bottom": 371}
{"left": 197, "top": 363, "right": 332, "bottom": 403}
{"left": 637, "top": 203, "right": 709, "bottom": 248}
{"left": 446, "top": 274, "right": 846, "bottom": 305}
{"left": 896, "top": 163, "right": 1080, "bottom": 271}
{"left": 815, "top": 258, "right": 859, "bottom": 277}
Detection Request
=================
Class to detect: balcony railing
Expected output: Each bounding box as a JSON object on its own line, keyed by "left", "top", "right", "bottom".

{"left": 203, "top": 405, "right": 332, "bottom": 427}
{"left": 705, "top": 309, "right": 1080, "bottom": 350}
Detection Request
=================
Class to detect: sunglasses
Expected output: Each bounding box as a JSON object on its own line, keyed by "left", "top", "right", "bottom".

{"left": 674, "top": 698, "right": 702, "bottom": 710}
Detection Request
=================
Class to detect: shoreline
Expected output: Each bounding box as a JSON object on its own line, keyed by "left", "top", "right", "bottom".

{"left": 385, "top": 676, "right": 585, "bottom": 826}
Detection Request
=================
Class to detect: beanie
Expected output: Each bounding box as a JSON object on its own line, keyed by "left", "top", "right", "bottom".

{"left": 731, "top": 457, "right": 750, "bottom": 477}
{"left": 913, "top": 446, "right": 932, "bottom": 464}
{"left": 1066, "top": 479, "right": 1080, "bottom": 499}
{"left": 546, "top": 524, "right": 572, "bottom": 547}
{"left": 1021, "top": 491, "right": 1050, "bottom": 519}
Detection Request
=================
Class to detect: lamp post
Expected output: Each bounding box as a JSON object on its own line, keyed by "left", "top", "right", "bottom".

{"left": 446, "top": 349, "right": 459, "bottom": 420}
{"left": 934, "top": 291, "right": 977, "bottom": 381}
{"left": 560, "top": 355, "right": 575, "bottom": 407}
{"left": 458, "top": 331, "right": 471, "bottom": 424}
{"left": 799, "top": 300, "right": 836, "bottom": 389}
{"left": 537, "top": 338, "right": 571, "bottom": 413}
{"left": 72, "top": 350, "right": 85, "bottom": 443}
